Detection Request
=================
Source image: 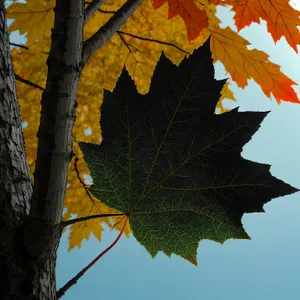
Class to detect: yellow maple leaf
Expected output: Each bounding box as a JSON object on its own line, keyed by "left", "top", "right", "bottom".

{"left": 216, "top": 81, "right": 236, "bottom": 113}
{"left": 66, "top": 193, "right": 131, "bottom": 251}
{"left": 7, "top": 0, "right": 53, "bottom": 47}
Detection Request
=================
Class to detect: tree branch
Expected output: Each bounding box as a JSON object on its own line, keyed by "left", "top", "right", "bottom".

{"left": 62, "top": 213, "right": 126, "bottom": 227}
{"left": 15, "top": 74, "right": 45, "bottom": 91}
{"left": 118, "top": 30, "right": 190, "bottom": 55}
{"left": 94, "top": 7, "right": 116, "bottom": 13}
{"left": 22, "top": 0, "right": 85, "bottom": 260}
{"left": 84, "top": 0, "right": 105, "bottom": 23}
{"left": 85, "top": 1, "right": 117, "bottom": 13}
{"left": 82, "top": 0, "right": 142, "bottom": 63}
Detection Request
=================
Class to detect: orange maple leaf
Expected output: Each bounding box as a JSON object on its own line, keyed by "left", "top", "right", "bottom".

{"left": 153, "top": 0, "right": 209, "bottom": 40}
{"left": 224, "top": 0, "right": 300, "bottom": 52}
{"left": 210, "top": 26, "right": 298, "bottom": 103}
{"left": 209, "top": 0, "right": 224, "bottom": 4}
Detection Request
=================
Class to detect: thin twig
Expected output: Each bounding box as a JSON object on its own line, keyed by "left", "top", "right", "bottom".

{"left": 84, "top": 0, "right": 106, "bottom": 23}
{"left": 9, "top": 42, "right": 28, "bottom": 50}
{"left": 95, "top": 8, "right": 116, "bottom": 13}
{"left": 9, "top": 42, "right": 49, "bottom": 55}
{"left": 82, "top": 0, "right": 143, "bottom": 63}
{"left": 118, "top": 30, "right": 190, "bottom": 55}
{"left": 62, "top": 213, "right": 126, "bottom": 227}
{"left": 118, "top": 31, "right": 141, "bottom": 53}
{"left": 85, "top": 1, "right": 116, "bottom": 13}
{"left": 117, "top": 31, "right": 146, "bottom": 79}
{"left": 10, "top": 25, "right": 188, "bottom": 59}
{"left": 72, "top": 157, "right": 125, "bottom": 226}
{"left": 73, "top": 155, "right": 119, "bottom": 225}
{"left": 57, "top": 216, "right": 128, "bottom": 299}
{"left": 15, "top": 74, "right": 45, "bottom": 90}
{"left": 73, "top": 157, "right": 96, "bottom": 205}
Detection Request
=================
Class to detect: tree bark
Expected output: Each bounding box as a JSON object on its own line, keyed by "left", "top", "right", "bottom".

{"left": 22, "top": 0, "right": 84, "bottom": 261}
{"left": 0, "top": 0, "right": 140, "bottom": 298}
{"left": 82, "top": 0, "right": 143, "bottom": 63}
{"left": 0, "top": 0, "right": 84, "bottom": 299}
{"left": 0, "top": 0, "right": 52, "bottom": 298}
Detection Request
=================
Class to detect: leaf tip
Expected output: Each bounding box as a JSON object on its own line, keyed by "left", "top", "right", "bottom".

{"left": 187, "top": 256, "right": 198, "bottom": 266}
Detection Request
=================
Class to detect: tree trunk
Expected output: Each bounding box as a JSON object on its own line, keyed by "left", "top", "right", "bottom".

{"left": 0, "top": 0, "right": 141, "bottom": 297}
{"left": 0, "top": 0, "right": 84, "bottom": 299}
{"left": 0, "top": 0, "right": 57, "bottom": 298}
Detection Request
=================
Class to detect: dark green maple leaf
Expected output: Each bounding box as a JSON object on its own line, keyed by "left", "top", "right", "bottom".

{"left": 79, "top": 39, "right": 298, "bottom": 265}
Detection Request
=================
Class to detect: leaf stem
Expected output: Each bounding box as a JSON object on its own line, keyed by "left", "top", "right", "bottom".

{"left": 57, "top": 216, "right": 128, "bottom": 299}
{"left": 61, "top": 213, "right": 126, "bottom": 227}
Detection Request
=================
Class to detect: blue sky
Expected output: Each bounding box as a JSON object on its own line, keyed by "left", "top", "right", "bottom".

{"left": 8, "top": 2, "right": 300, "bottom": 299}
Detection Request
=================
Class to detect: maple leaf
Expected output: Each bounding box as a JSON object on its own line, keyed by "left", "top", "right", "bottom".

{"left": 223, "top": 0, "right": 300, "bottom": 52}
{"left": 153, "top": 0, "right": 209, "bottom": 40}
{"left": 210, "top": 26, "right": 299, "bottom": 103}
{"left": 66, "top": 196, "right": 131, "bottom": 250}
{"left": 209, "top": 0, "right": 224, "bottom": 4}
{"left": 7, "top": 0, "right": 54, "bottom": 46}
{"left": 79, "top": 40, "right": 298, "bottom": 264}
{"left": 217, "top": 81, "right": 236, "bottom": 113}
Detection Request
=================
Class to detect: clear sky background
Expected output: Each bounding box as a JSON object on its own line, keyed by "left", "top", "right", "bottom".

{"left": 7, "top": 2, "right": 300, "bottom": 300}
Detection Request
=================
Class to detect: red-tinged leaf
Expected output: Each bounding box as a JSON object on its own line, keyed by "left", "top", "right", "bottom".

{"left": 153, "top": 0, "right": 209, "bottom": 40}
{"left": 224, "top": 0, "right": 300, "bottom": 52}
{"left": 210, "top": 26, "right": 299, "bottom": 103}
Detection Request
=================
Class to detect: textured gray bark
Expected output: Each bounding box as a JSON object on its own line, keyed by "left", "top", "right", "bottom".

{"left": 0, "top": 0, "right": 57, "bottom": 298}
{"left": 22, "top": 0, "right": 84, "bottom": 261}
{"left": 0, "top": 0, "right": 84, "bottom": 298}
{"left": 0, "top": 0, "right": 140, "bottom": 298}
{"left": 82, "top": 0, "right": 143, "bottom": 63}
{"left": 0, "top": 0, "right": 34, "bottom": 297}
{"left": 84, "top": 0, "right": 106, "bottom": 23}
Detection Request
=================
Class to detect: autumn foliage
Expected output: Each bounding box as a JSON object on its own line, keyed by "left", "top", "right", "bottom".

{"left": 6, "top": 0, "right": 300, "bottom": 250}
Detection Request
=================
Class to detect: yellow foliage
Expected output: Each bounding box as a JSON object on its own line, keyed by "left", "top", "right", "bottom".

{"left": 217, "top": 82, "right": 236, "bottom": 113}
{"left": 8, "top": 0, "right": 53, "bottom": 47}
